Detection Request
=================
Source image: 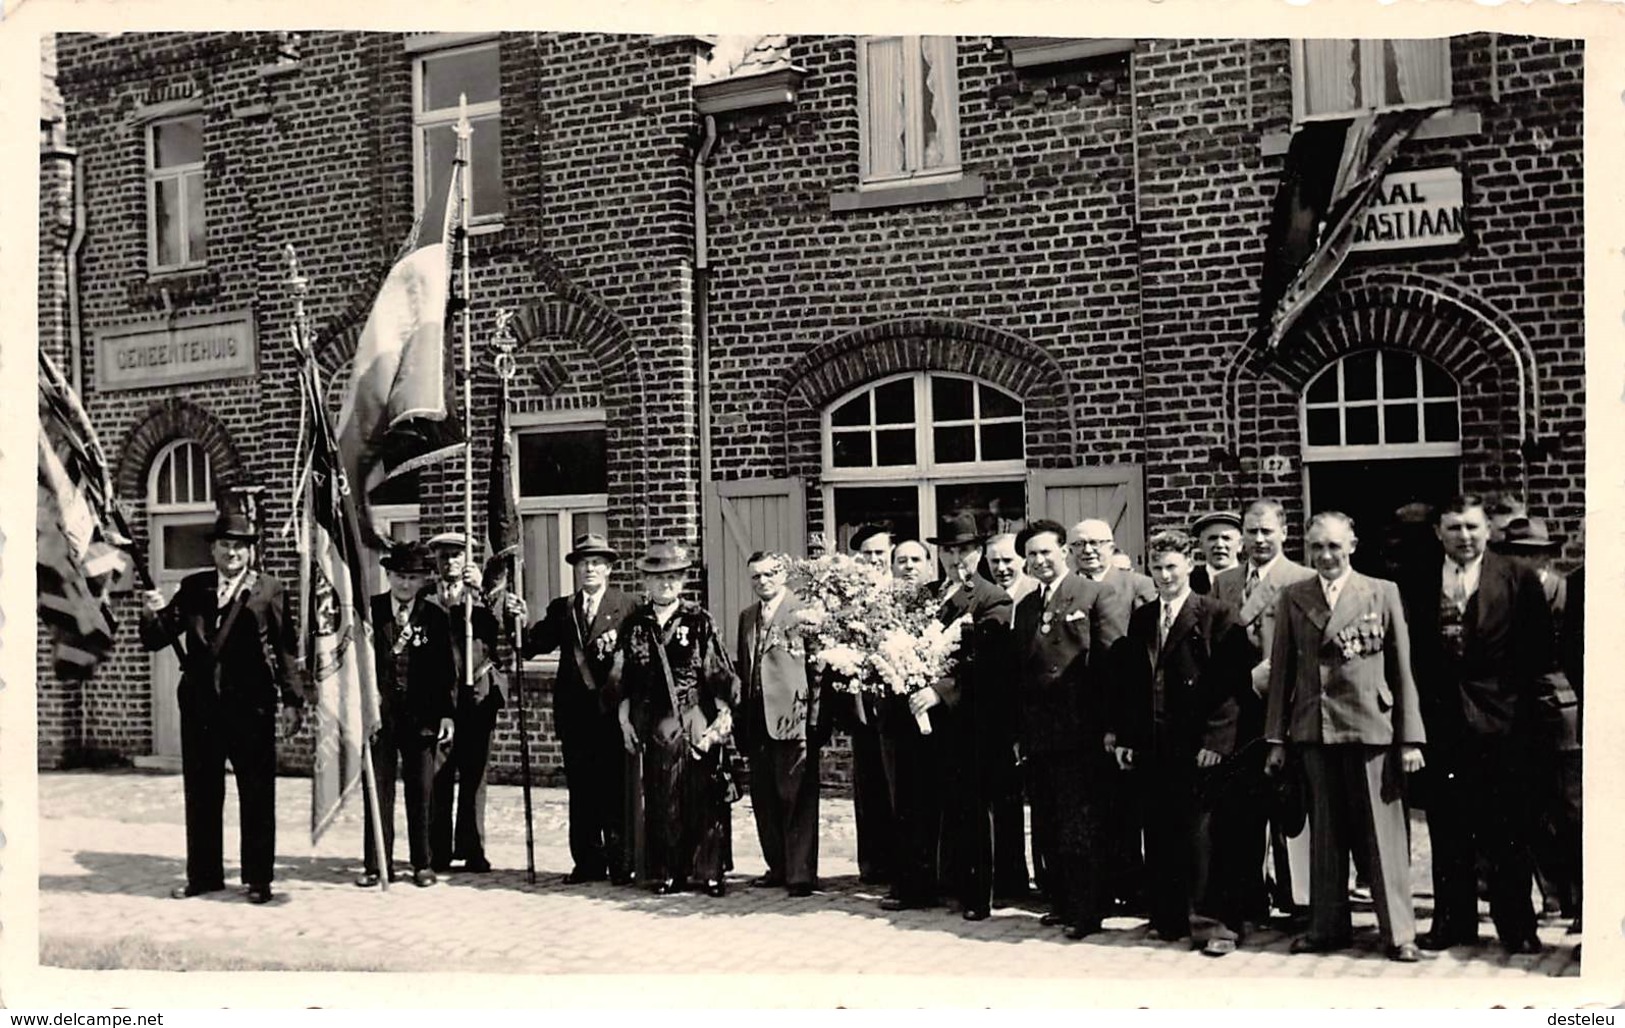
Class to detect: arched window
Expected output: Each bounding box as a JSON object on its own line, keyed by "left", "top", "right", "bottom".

{"left": 147, "top": 439, "right": 217, "bottom": 576}
{"left": 1299, "top": 349, "right": 1462, "bottom": 575}
{"left": 821, "top": 372, "right": 1027, "bottom": 551}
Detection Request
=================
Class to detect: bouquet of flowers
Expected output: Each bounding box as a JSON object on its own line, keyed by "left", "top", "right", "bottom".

{"left": 784, "top": 554, "right": 968, "bottom": 735}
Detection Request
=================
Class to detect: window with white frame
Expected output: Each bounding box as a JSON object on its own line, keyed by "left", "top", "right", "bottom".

{"left": 857, "top": 36, "right": 961, "bottom": 186}
{"left": 1292, "top": 38, "right": 1452, "bottom": 123}
{"left": 414, "top": 41, "right": 504, "bottom": 232}
{"left": 147, "top": 115, "right": 207, "bottom": 271}
{"left": 1301, "top": 349, "right": 1461, "bottom": 461}
{"left": 516, "top": 414, "right": 609, "bottom": 644}
{"left": 822, "top": 372, "right": 1027, "bottom": 558}
{"left": 147, "top": 439, "right": 216, "bottom": 573}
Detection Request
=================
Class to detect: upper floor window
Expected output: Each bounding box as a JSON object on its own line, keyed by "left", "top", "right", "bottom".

{"left": 147, "top": 115, "right": 206, "bottom": 271}
{"left": 1301, "top": 349, "right": 1461, "bottom": 461}
{"left": 414, "top": 42, "right": 504, "bottom": 232}
{"left": 857, "top": 36, "right": 961, "bottom": 187}
{"left": 1292, "top": 39, "right": 1451, "bottom": 123}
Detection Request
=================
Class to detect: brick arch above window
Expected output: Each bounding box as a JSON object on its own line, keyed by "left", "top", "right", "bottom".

{"left": 1251, "top": 270, "right": 1539, "bottom": 447}
{"left": 779, "top": 317, "right": 1079, "bottom": 465}
{"left": 114, "top": 399, "right": 245, "bottom": 501}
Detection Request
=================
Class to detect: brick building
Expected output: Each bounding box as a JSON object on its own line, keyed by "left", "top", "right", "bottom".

{"left": 38, "top": 32, "right": 1584, "bottom": 781}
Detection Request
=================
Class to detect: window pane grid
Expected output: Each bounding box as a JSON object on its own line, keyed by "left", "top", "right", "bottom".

{"left": 1296, "top": 38, "right": 1450, "bottom": 122}
{"left": 860, "top": 35, "right": 960, "bottom": 184}
{"left": 1301, "top": 351, "right": 1461, "bottom": 457}
{"left": 414, "top": 44, "right": 502, "bottom": 224}
{"left": 149, "top": 117, "right": 206, "bottom": 270}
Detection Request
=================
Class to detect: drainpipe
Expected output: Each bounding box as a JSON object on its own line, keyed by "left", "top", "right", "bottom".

{"left": 694, "top": 114, "right": 718, "bottom": 602}
{"left": 68, "top": 152, "right": 87, "bottom": 397}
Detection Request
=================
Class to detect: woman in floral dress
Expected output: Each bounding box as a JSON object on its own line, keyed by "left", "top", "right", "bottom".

{"left": 614, "top": 542, "right": 739, "bottom": 896}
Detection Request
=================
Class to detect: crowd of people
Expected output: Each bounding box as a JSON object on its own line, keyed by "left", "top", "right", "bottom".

{"left": 138, "top": 493, "right": 1582, "bottom": 966}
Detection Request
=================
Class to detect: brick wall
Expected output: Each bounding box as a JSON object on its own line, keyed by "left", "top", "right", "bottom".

{"left": 41, "top": 32, "right": 1584, "bottom": 781}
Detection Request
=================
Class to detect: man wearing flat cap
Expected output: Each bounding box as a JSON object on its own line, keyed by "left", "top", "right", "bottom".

{"left": 509, "top": 533, "right": 637, "bottom": 885}
{"left": 140, "top": 511, "right": 305, "bottom": 905}
{"left": 1190, "top": 511, "right": 1242, "bottom": 596}
{"left": 362, "top": 542, "right": 456, "bottom": 888}
{"left": 425, "top": 531, "right": 506, "bottom": 874}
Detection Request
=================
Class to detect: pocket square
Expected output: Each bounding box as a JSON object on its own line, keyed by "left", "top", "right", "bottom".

{"left": 1064, "top": 610, "right": 1088, "bottom": 623}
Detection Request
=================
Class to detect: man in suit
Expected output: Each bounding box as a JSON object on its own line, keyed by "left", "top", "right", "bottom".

{"left": 1109, "top": 530, "right": 1252, "bottom": 956}
{"left": 1211, "top": 499, "right": 1318, "bottom": 923}
{"left": 1014, "top": 519, "right": 1112, "bottom": 938}
{"left": 1189, "top": 511, "right": 1242, "bottom": 596}
{"left": 1402, "top": 495, "right": 1553, "bottom": 955}
{"left": 1067, "top": 517, "right": 1153, "bottom": 913}
{"left": 426, "top": 531, "right": 506, "bottom": 874}
{"left": 901, "top": 513, "right": 1014, "bottom": 920}
{"left": 735, "top": 552, "right": 827, "bottom": 897}
{"left": 845, "top": 525, "right": 896, "bottom": 886}
{"left": 983, "top": 531, "right": 1036, "bottom": 899}
{"left": 139, "top": 512, "right": 305, "bottom": 905}
{"left": 361, "top": 542, "right": 456, "bottom": 888}
{"left": 1265, "top": 511, "right": 1424, "bottom": 962}
{"left": 510, "top": 533, "right": 636, "bottom": 884}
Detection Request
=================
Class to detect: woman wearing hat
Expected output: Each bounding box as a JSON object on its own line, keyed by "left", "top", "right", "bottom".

{"left": 612, "top": 542, "right": 740, "bottom": 896}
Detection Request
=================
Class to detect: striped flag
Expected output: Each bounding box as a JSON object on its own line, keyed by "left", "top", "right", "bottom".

{"left": 299, "top": 356, "right": 382, "bottom": 845}
{"left": 37, "top": 351, "right": 134, "bottom": 680}
{"left": 335, "top": 157, "right": 466, "bottom": 549}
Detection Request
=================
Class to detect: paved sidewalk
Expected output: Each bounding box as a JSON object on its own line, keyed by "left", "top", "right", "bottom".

{"left": 37, "top": 769, "right": 1579, "bottom": 982}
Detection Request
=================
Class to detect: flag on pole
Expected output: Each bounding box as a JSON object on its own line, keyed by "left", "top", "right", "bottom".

{"left": 482, "top": 377, "right": 521, "bottom": 597}
{"left": 37, "top": 351, "right": 134, "bottom": 680}
{"left": 335, "top": 157, "right": 467, "bottom": 548}
{"left": 301, "top": 354, "right": 384, "bottom": 845}
{"left": 1252, "top": 107, "right": 1432, "bottom": 353}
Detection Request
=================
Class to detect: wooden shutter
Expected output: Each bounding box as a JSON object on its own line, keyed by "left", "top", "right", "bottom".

{"left": 1027, "top": 465, "right": 1146, "bottom": 570}
{"left": 705, "top": 477, "right": 806, "bottom": 655}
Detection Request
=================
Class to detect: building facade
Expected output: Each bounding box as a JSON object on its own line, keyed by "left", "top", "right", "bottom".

{"left": 38, "top": 32, "right": 1584, "bottom": 779}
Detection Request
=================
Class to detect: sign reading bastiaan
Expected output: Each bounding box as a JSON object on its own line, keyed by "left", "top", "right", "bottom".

{"left": 95, "top": 310, "right": 258, "bottom": 391}
{"left": 1350, "top": 167, "right": 1466, "bottom": 253}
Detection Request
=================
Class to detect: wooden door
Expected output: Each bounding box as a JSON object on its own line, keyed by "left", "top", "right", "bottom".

{"left": 705, "top": 477, "right": 805, "bottom": 655}
{"left": 1027, "top": 465, "right": 1146, "bottom": 570}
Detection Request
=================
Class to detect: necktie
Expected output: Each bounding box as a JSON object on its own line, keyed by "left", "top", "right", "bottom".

{"left": 1243, "top": 564, "right": 1259, "bottom": 604}
{"left": 577, "top": 592, "right": 591, "bottom": 636}
{"left": 1449, "top": 564, "right": 1467, "bottom": 612}
{"left": 1159, "top": 602, "right": 1174, "bottom": 648}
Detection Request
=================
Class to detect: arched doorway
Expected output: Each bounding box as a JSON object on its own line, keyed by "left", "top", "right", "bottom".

{"left": 1300, "top": 348, "right": 1462, "bottom": 576}
{"left": 140, "top": 439, "right": 216, "bottom": 767}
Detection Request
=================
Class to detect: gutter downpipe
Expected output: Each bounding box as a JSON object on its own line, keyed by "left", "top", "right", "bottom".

{"left": 695, "top": 114, "right": 718, "bottom": 603}
{"left": 55, "top": 144, "right": 87, "bottom": 397}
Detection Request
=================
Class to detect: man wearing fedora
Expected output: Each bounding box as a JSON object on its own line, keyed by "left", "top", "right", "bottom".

{"left": 1399, "top": 495, "right": 1552, "bottom": 955}
{"left": 1189, "top": 511, "right": 1242, "bottom": 596}
{"left": 361, "top": 542, "right": 457, "bottom": 888}
{"left": 509, "top": 532, "right": 637, "bottom": 885}
{"left": 425, "top": 531, "right": 506, "bottom": 874}
{"left": 139, "top": 511, "right": 305, "bottom": 905}
{"left": 904, "top": 512, "right": 1013, "bottom": 920}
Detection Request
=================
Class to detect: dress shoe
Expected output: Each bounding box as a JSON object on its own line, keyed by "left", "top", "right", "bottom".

{"left": 562, "top": 869, "right": 606, "bottom": 885}
{"left": 170, "top": 883, "right": 220, "bottom": 900}
{"left": 1202, "top": 938, "right": 1237, "bottom": 958}
{"left": 752, "top": 873, "right": 786, "bottom": 888}
{"left": 654, "top": 878, "right": 686, "bottom": 895}
{"left": 245, "top": 884, "right": 273, "bottom": 905}
{"left": 1039, "top": 911, "right": 1067, "bottom": 927}
{"left": 962, "top": 908, "right": 990, "bottom": 922}
{"left": 1416, "top": 930, "right": 1472, "bottom": 951}
{"left": 1064, "top": 923, "right": 1101, "bottom": 940}
{"left": 705, "top": 879, "right": 727, "bottom": 898}
{"left": 355, "top": 872, "right": 382, "bottom": 888}
{"left": 1502, "top": 936, "right": 1544, "bottom": 956}
{"left": 413, "top": 868, "right": 438, "bottom": 888}
{"left": 787, "top": 884, "right": 814, "bottom": 898}
{"left": 1388, "top": 943, "right": 1421, "bottom": 963}
{"left": 462, "top": 858, "right": 493, "bottom": 873}
{"left": 610, "top": 873, "right": 635, "bottom": 887}
{"left": 1289, "top": 935, "right": 1351, "bottom": 954}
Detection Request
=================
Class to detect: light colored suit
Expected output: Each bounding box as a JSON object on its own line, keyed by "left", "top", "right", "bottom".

{"left": 1213, "top": 556, "right": 1317, "bottom": 911}
{"left": 1266, "top": 571, "right": 1423, "bottom": 948}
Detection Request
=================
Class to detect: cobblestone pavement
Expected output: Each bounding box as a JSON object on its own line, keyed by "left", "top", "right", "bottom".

{"left": 36, "top": 769, "right": 1579, "bottom": 988}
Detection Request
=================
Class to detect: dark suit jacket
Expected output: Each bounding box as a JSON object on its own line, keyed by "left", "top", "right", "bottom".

{"left": 1399, "top": 551, "right": 1553, "bottom": 744}
{"left": 1110, "top": 593, "right": 1250, "bottom": 760}
{"left": 926, "top": 576, "right": 1014, "bottom": 758}
{"left": 139, "top": 569, "right": 305, "bottom": 714}
{"left": 370, "top": 592, "right": 457, "bottom": 734}
{"left": 1013, "top": 572, "right": 1111, "bottom": 757}
{"left": 524, "top": 586, "right": 635, "bottom": 725}
{"left": 736, "top": 594, "right": 827, "bottom": 749}
{"left": 1266, "top": 572, "right": 1425, "bottom": 747}
{"left": 429, "top": 586, "right": 506, "bottom": 710}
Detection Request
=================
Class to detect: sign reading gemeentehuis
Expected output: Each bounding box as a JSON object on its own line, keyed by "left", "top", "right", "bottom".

{"left": 1350, "top": 168, "right": 1466, "bottom": 253}
{"left": 95, "top": 310, "right": 258, "bottom": 391}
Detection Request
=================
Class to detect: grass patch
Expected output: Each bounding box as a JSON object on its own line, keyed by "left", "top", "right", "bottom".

{"left": 41, "top": 934, "right": 397, "bottom": 973}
